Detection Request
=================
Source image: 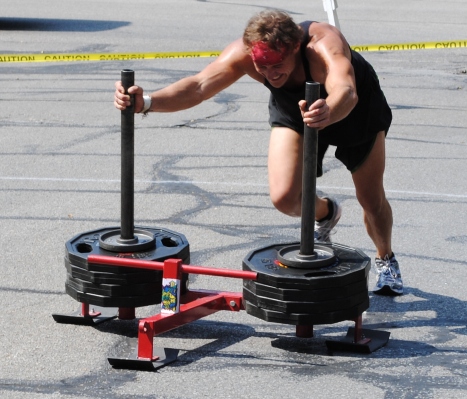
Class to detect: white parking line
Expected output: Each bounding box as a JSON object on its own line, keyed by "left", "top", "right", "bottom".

{"left": 1, "top": 176, "right": 466, "bottom": 199}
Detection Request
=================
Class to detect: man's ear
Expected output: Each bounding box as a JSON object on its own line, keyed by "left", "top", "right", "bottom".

{"left": 292, "top": 41, "right": 301, "bottom": 54}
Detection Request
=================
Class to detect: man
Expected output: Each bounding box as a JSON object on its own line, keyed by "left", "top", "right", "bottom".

{"left": 114, "top": 10, "right": 403, "bottom": 295}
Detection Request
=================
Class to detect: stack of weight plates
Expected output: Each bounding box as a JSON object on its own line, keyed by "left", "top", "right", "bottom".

{"left": 242, "top": 242, "right": 370, "bottom": 325}
{"left": 64, "top": 226, "right": 190, "bottom": 308}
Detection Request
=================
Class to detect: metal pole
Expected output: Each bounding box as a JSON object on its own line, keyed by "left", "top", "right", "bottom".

{"left": 120, "top": 69, "right": 135, "bottom": 240}
{"left": 300, "top": 82, "right": 321, "bottom": 256}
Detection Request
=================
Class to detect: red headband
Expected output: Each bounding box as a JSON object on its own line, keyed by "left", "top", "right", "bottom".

{"left": 251, "top": 42, "right": 287, "bottom": 66}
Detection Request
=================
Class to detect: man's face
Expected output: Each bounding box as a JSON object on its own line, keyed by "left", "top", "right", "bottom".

{"left": 250, "top": 42, "right": 299, "bottom": 88}
{"left": 253, "top": 53, "right": 296, "bottom": 88}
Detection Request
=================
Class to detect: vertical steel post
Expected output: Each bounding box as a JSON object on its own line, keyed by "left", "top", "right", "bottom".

{"left": 120, "top": 70, "right": 135, "bottom": 241}
{"left": 300, "top": 82, "right": 321, "bottom": 256}
{"left": 118, "top": 307, "right": 136, "bottom": 320}
{"left": 296, "top": 324, "right": 314, "bottom": 338}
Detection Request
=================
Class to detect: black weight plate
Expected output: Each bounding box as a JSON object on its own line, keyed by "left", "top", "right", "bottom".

{"left": 243, "top": 286, "right": 369, "bottom": 314}
{"left": 65, "top": 258, "right": 162, "bottom": 285}
{"left": 243, "top": 242, "right": 370, "bottom": 290}
{"left": 65, "top": 226, "right": 190, "bottom": 271}
{"left": 244, "top": 297, "right": 369, "bottom": 325}
{"left": 65, "top": 283, "right": 161, "bottom": 308}
{"left": 243, "top": 278, "right": 368, "bottom": 302}
{"left": 66, "top": 274, "right": 162, "bottom": 297}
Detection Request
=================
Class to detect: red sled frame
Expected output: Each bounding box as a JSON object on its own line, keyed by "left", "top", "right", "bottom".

{"left": 55, "top": 255, "right": 390, "bottom": 370}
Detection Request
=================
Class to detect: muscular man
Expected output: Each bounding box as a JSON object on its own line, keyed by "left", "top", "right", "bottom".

{"left": 114, "top": 10, "right": 403, "bottom": 295}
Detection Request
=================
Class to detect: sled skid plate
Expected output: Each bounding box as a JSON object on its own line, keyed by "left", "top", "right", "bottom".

{"left": 108, "top": 346, "right": 179, "bottom": 371}
{"left": 52, "top": 305, "right": 117, "bottom": 326}
{"left": 325, "top": 327, "right": 390, "bottom": 354}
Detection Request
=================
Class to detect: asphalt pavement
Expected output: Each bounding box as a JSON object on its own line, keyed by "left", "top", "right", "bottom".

{"left": 1, "top": 1, "right": 466, "bottom": 398}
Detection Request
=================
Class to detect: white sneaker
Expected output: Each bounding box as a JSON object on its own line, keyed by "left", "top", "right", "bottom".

{"left": 314, "top": 198, "right": 342, "bottom": 243}
{"left": 373, "top": 254, "right": 403, "bottom": 296}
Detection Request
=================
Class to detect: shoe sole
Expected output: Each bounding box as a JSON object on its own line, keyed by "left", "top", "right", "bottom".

{"left": 373, "top": 285, "right": 403, "bottom": 296}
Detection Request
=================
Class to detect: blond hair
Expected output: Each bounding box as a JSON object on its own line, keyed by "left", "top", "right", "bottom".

{"left": 243, "top": 10, "right": 303, "bottom": 53}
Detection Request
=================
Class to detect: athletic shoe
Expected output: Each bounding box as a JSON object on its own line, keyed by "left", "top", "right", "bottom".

{"left": 314, "top": 198, "right": 342, "bottom": 243}
{"left": 373, "top": 254, "right": 403, "bottom": 296}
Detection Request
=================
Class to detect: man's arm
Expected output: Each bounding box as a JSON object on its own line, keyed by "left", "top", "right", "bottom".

{"left": 319, "top": 46, "right": 358, "bottom": 124}
{"left": 300, "top": 23, "right": 358, "bottom": 129}
{"left": 114, "top": 39, "right": 255, "bottom": 114}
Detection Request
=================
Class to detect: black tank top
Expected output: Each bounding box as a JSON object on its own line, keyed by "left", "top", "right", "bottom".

{"left": 265, "top": 21, "right": 392, "bottom": 147}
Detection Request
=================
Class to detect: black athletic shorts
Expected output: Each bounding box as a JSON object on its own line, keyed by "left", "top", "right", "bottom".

{"left": 271, "top": 126, "right": 382, "bottom": 177}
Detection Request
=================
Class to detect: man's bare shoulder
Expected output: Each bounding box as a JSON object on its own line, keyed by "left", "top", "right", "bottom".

{"left": 306, "top": 22, "right": 351, "bottom": 58}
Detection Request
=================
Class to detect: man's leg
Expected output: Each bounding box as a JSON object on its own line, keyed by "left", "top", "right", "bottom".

{"left": 351, "top": 131, "right": 392, "bottom": 257}
{"left": 267, "top": 127, "right": 340, "bottom": 240}
{"left": 351, "top": 131, "right": 403, "bottom": 295}
{"left": 268, "top": 127, "right": 303, "bottom": 217}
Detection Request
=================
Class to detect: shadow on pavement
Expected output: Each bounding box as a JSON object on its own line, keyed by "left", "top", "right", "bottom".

{"left": 0, "top": 17, "right": 129, "bottom": 32}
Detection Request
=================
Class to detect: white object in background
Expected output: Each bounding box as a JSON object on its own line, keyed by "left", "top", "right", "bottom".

{"left": 323, "top": 0, "right": 341, "bottom": 30}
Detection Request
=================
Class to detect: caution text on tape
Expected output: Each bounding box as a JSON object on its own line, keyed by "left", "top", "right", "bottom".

{"left": 0, "top": 40, "right": 466, "bottom": 63}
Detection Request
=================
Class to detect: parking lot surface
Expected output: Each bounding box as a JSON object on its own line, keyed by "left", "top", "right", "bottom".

{"left": 1, "top": 1, "right": 466, "bottom": 398}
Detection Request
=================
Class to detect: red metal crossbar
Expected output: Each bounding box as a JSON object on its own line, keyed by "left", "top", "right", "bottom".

{"left": 88, "top": 255, "right": 257, "bottom": 363}
{"left": 87, "top": 255, "right": 258, "bottom": 280}
{"left": 137, "top": 290, "right": 244, "bottom": 360}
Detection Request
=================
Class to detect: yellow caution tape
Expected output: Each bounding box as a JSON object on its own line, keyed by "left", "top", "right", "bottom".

{"left": 0, "top": 40, "right": 466, "bottom": 63}
{"left": 0, "top": 51, "right": 222, "bottom": 63}
{"left": 351, "top": 40, "right": 467, "bottom": 52}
